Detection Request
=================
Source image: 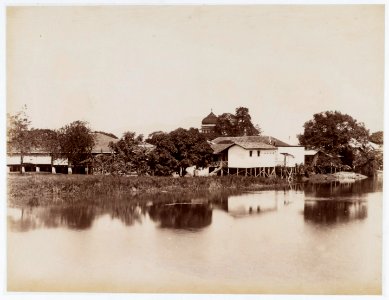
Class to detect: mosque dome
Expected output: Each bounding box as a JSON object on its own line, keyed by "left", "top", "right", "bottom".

{"left": 201, "top": 112, "right": 218, "bottom": 125}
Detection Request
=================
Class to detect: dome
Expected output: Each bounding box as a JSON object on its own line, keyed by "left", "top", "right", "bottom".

{"left": 202, "top": 112, "right": 218, "bottom": 125}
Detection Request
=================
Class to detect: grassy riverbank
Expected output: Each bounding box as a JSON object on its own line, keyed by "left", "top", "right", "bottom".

{"left": 7, "top": 173, "right": 289, "bottom": 206}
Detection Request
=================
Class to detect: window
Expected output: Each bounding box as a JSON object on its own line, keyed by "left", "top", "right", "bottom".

{"left": 257, "top": 150, "right": 260, "bottom": 157}
{"left": 249, "top": 150, "right": 253, "bottom": 157}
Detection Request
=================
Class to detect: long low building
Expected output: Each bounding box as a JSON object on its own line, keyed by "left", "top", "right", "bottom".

{"left": 7, "top": 132, "right": 118, "bottom": 174}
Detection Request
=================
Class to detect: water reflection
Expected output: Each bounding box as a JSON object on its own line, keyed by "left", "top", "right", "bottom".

{"left": 149, "top": 203, "right": 212, "bottom": 230}
{"left": 304, "top": 200, "right": 367, "bottom": 224}
{"left": 8, "top": 206, "right": 99, "bottom": 231}
{"left": 7, "top": 178, "right": 381, "bottom": 232}
{"left": 305, "top": 178, "right": 382, "bottom": 198}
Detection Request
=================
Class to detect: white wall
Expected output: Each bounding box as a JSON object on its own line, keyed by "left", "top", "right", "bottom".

{"left": 276, "top": 147, "right": 305, "bottom": 167}
{"left": 24, "top": 155, "right": 52, "bottom": 165}
{"left": 228, "top": 145, "right": 276, "bottom": 168}
{"left": 7, "top": 155, "right": 20, "bottom": 165}
{"left": 7, "top": 154, "right": 52, "bottom": 165}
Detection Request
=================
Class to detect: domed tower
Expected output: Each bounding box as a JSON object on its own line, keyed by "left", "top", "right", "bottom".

{"left": 201, "top": 111, "right": 217, "bottom": 134}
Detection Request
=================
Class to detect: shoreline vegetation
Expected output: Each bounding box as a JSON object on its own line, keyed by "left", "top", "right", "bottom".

{"left": 7, "top": 171, "right": 370, "bottom": 207}
{"left": 7, "top": 174, "right": 290, "bottom": 206}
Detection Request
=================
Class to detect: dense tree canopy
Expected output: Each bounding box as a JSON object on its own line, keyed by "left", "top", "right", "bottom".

{"left": 147, "top": 128, "right": 213, "bottom": 176}
{"left": 298, "top": 111, "right": 369, "bottom": 154}
{"left": 298, "top": 111, "right": 373, "bottom": 171}
{"left": 108, "top": 132, "right": 150, "bottom": 175}
{"left": 213, "top": 107, "right": 261, "bottom": 137}
{"left": 58, "top": 121, "right": 96, "bottom": 166}
{"left": 29, "top": 129, "right": 60, "bottom": 160}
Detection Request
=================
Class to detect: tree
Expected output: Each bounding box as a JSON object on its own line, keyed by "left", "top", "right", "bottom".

{"left": 169, "top": 128, "right": 214, "bottom": 175}
{"left": 58, "top": 121, "right": 96, "bottom": 167}
{"left": 7, "top": 106, "right": 34, "bottom": 172}
{"left": 213, "top": 107, "right": 261, "bottom": 137}
{"left": 298, "top": 111, "right": 370, "bottom": 168}
{"left": 235, "top": 107, "right": 261, "bottom": 136}
{"left": 214, "top": 113, "right": 237, "bottom": 137}
{"left": 29, "top": 129, "right": 60, "bottom": 167}
{"left": 108, "top": 132, "right": 150, "bottom": 175}
{"left": 147, "top": 128, "right": 213, "bottom": 176}
{"left": 369, "top": 131, "right": 383, "bottom": 145}
{"left": 146, "top": 132, "right": 178, "bottom": 176}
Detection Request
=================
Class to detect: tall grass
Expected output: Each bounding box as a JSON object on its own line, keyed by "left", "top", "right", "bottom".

{"left": 7, "top": 173, "right": 288, "bottom": 206}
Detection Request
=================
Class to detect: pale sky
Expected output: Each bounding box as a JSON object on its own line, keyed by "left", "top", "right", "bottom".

{"left": 6, "top": 5, "right": 384, "bottom": 144}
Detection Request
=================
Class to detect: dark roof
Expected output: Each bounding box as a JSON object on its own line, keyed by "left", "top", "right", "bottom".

{"left": 210, "top": 137, "right": 277, "bottom": 154}
{"left": 212, "top": 136, "right": 290, "bottom": 147}
{"left": 202, "top": 112, "right": 218, "bottom": 125}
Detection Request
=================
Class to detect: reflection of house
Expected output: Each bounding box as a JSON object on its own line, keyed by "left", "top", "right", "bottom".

{"left": 7, "top": 132, "right": 119, "bottom": 174}
{"left": 211, "top": 136, "right": 305, "bottom": 168}
{"left": 200, "top": 111, "right": 218, "bottom": 134}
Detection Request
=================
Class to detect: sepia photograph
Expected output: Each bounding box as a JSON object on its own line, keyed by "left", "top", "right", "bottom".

{"left": 2, "top": 2, "right": 386, "bottom": 298}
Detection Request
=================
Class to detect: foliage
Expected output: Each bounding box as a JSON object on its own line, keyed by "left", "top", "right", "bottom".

{"left": 169, "top": 128, "right": 214, "bottom": 172}
{"left": 147, "top": 132, "right": 178, "bottom": 176}
{"left": 298, "top": 111, "right": 369, "bottom": 163}
{"left": 8, "top": 174, "right": 289, "bottom": 206}
{"left": 235, "top": 107, "right": 261, "bottom": 136}
{"left": 29, "top": 129, "right": 60, "bottom": 161}
{"left": 147, "top": 128, "right": 214, "bottom": 176}
{"left": 58, "top": 121, "right": 96, "bottom": 166}
{"left": 214, "top": 113, "right": 237, "bottom": 136}
{"left": 369, "top": 131, "right": 383, "bottom": 145}
{"left": 108, "top": 132, "right": 150, "bottom": 175}
{"left": 213, "top": 107, "right": 261, "bottom": 137}
{"left": 91, "top": 154, "right": 113, "bottom": 175}
{"left": 7, "top": 107, "right": 32, "bottom": 156}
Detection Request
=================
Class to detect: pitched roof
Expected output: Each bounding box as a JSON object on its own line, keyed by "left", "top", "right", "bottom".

{"left": 202, "top": 112, "right": 218, "bottom": 125}
{"left": 212, "top": 135, "right": 290, "bottom": 147}
{"left": 234, "top": 141, "right": 276, "bottom": 150}
{"left": 211, "top": 143, "right": 234, "bottom": 154}
{"left": 92, "top": 132, "right": 118, "bottom": 153}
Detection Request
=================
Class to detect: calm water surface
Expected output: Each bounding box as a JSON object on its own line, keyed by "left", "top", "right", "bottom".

{"left": 7, "top": 178, "right": 383, "bottom": 294}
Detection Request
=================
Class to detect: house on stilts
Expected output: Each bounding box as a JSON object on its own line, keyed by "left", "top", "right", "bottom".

{"left": 209, "top": 136, "right": 305, "bottom": 180}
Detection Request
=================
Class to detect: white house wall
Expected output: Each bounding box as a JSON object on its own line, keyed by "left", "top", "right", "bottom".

{"left": 276, "top": 147, "right": 305, "bottom": 167}
{"left": 7, "top": 155, "right": 21, "bottom": 165}
{"left": 24, "top": 155, "right": 52, "bottom": 165}
{"left": 7, "top": 154, "right": 69, "bottom": 166}
{"left": 227, "top": 145, "right": 276, "bottom": 168}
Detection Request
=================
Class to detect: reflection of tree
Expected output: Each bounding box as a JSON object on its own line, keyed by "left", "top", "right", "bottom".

{"left": 54, "top": 206, "right": 97, "bottom": 230}
{"left": 148, "top": 203, "right": 212, "bottom": 230}
{"left": 304, "top": 200, "right": 367, "bottom": 224}
{"left": 304, "top": 178, "right": 381, "bottom": 198}
{"left": 8, "top": 208, "right": 40, "bottom": 232}
{"left": 110, "top": 204, "right": 143, "bottom": 226}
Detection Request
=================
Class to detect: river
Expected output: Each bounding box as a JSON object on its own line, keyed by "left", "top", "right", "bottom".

{"left": 7, "top": 178, "right": 383, "bottom": 294}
